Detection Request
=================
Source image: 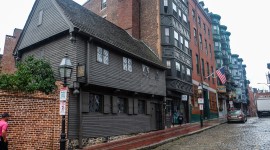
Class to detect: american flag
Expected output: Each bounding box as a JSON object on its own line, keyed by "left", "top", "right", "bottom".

{"left": 216, "top": 67, "right": 226, "bottom": 84}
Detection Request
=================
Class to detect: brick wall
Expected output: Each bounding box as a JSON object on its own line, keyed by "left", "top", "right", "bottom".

{"left": 0, "top": 28, "right": 22, "bottom": 74}
{"left": 0, "top": 82, "right": 68, "bottom": 150}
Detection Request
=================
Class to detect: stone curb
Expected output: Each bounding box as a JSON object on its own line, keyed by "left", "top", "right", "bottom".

{"left": 136, "top": 120, "right": 227, "bottom": 150}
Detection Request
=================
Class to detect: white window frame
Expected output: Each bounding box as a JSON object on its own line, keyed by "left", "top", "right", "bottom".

{"left": 166, "top": 60, "right": 171, "bottom": 69}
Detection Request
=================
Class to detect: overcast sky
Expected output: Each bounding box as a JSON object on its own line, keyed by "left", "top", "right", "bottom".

{"left": 0, "top": 0, "right": 269, "bottom": 90}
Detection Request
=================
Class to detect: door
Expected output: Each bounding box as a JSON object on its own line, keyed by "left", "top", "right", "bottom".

{"left": 150, "top": 103, "right": 157, "bottom": 130}
{"left": 203, "top": 90, "right": 210, "bottom": 119}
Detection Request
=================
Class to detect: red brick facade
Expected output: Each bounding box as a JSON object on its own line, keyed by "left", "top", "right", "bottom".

{"left": 247, "top": 87, "right": 256, "bottom": 117}
{"left": 189, "top": 0, "right": 218, "bottom": 115}
{"left": 0, "top": 82, "right": 68, "bottom": 150}
{"left": 83, "top": 0, "right": 162, "bottom": 59}
{"left": 0, "top": 28, "right": 22, "bottom": 74}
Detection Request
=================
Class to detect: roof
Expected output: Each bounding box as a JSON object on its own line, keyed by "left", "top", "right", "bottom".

{"left": 55, "top": 0, "right": 165, "bottom": 68}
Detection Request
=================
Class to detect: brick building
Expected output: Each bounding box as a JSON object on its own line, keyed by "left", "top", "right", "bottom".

{"left": 0, "top": 28, "right": 22, "bottom": 74}
{"left": 247, "top": 86, "right": 256, "bottom": 117}
{"left": 188, "top": 1, "right": 218, "bottom": 121}
{"left": 84, "top": 0, "right": 193, "bottom": 127}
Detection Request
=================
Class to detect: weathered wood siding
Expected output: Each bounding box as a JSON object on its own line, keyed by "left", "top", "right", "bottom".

{"left": 84, "top": 38, "right": 166, "bottom": 96}
{"left": 17, "top": 0, "right": 69, "bottom": 50}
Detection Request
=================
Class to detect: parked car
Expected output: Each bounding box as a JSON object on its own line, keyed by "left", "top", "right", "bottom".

{"left": 227, "top": 110, "right": 247, "bottom": 123}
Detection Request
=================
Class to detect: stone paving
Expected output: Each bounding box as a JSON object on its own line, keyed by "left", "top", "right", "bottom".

{"left": 153, "top": 117, "right": 270, "bottom": 150}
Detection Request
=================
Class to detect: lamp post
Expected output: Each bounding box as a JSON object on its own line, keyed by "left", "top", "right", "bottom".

{"left": 197, "top": 83, "right": 203, "bottom": 127}
{"left": 59, "top": 54, "right": 73, "bottom": 150}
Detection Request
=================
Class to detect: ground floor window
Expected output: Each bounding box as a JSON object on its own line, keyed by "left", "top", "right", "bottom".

{"left": 118, "top": 97, "right": 127, "bottom": 113}
{"left": 138, "top": 100, "right": 146, "bottom": 114}
{"left": 89, "top": 94, "right": 103, "bottom": 112}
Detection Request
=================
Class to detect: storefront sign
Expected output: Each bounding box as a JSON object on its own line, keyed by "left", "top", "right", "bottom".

{"left": 217, "top": 86, "right": 226, "bottom": 93}
{"left": 198, "top": 98, "right": 204, "bottom": 104}
{"left": 181, "top": 95, "right": 188, "bottom": 101}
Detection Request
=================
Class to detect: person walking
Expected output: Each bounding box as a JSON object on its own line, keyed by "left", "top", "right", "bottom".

{"left": 0, "top": 112, "right": 10, "bottom": 150}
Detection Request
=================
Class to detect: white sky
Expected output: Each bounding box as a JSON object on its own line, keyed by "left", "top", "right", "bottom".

{"left": 203, "top": 0, "right": 270, "bottom": 90}
{"left": 0, "top": 0, "right": 269, "bottom": 89}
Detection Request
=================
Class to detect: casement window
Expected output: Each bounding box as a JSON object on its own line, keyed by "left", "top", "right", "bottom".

{"left": 38, "top": 10, "right": 43, "bottom": 26}
{"left": 89, "top": 94, "right": 103, "bottom": 113}
{"left": 211, "top": 66, "right": 215, "bottom": 84}
{"left": 164, "top": 0, "right": 168, "bottom": 13}
{"left": 97, "top": 47, "right": 109, "bottom": 65}
{"left": 142, "top": 64, "right": 150, "bottom": 77}
{"left": 117, "top": 97, "right": 127, "bottom": 113}
{"left": 138, "top": 100, "right": 146, "bottom": 114}
{"left": 165, "top": 28, "right": 170, "bottom": 43}
{"left": 101, "top": 0, "right": 107, "bottom": 9}
{"left": 196, "top": 54, "right": 200, "bottom": 74}
{"left": 176, "top": 62, "right": 181, "bottom": 78}
{"left": 202, "top": 59, "right": 205, "bottom": 77}
{"left": 123, "top": 57, "right": 132, "bottom": 72}
{"left": 174, "top": 30, "right": 179, "bottom": 47}
{"left": 183, "top": 14, "right": 188, "bottom": 23}
{"left": 207, "top": 62, "right": 210, "bottom": 81}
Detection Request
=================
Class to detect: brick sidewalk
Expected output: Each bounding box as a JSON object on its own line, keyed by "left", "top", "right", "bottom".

{"left": 83, "top": 118, "right": 226, "bottom": 150}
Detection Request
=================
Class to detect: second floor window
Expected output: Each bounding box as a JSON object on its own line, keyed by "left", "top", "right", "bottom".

{"left": 202, "top": 59, "right": 205, "bottom": 77}
{"left": 198, "top": 16, "right": 201, "bottom": 27}
{"left": 123, "top": 57, "right": 132, "bottom": 72}
{"left": 183, "top": 14, "right": 188, "bottom": 23}
{"left": 192, "top": 10, "right": 195, "bottom": 22}
{"left": 97, "top": 47, "right": 109, "bottom": 65}
{"left": 101, "top": 0, "right": 107, "bottom": 9}
{"left": 142, "top": 64, "right": 150, "bottom": 77}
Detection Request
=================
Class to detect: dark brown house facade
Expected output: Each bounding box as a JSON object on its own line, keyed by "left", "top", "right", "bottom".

{"left": 13, "top": 0, "right": 166, "bottom": 148}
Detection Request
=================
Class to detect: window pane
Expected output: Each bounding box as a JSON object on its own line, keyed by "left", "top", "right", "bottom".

{"left": 174, "top": 31, "right": 178, "bottom": 40}
{"left": 128, "top": 59, "right": 132, "bottom": 72}
{"left": 173, "top": 3, "right": 177, "bottom": 11}
{"left": 167, "top": 60, "right": 171, "bottom": 68}
{"left": 123, "top": 57, "right": 127, "bottom": 71}
{"left": 176, "top": 62, "right": 180, "bottom": 71}
{"left": 164, "top": 0, "right": 168, "bottom": 6}
{"left": 138, "top": 100, "right": 145, "bottom": 114}
{"left": 89, "top": 94, "right": 102, "bottom": 112}
{"left": 165, "top": 28, "right": 169, "bottom": 36}
{"left": 118, "top": 98, "right": 126, "bottom": 113}
{"left": 103, "top": 50, "right": 109, "bottom": 65}
{"left": 180, "top": 36, "right": 183, "bottom": 44}
{"left": 184, "top": 40, "right": 189, "bottom": 48}
{"left": 187, "top": 68, "right": 191, "bottom": 76}
{"left": 183, "top": 14, "right": 187, "bottom": 22}
{"left": 97, "top": 47, "right": 103, "bottom": 62}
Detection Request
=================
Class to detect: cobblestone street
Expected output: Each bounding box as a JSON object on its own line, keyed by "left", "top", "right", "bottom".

{"left": 152, "top": 117, "right": 270, "bottom": 150}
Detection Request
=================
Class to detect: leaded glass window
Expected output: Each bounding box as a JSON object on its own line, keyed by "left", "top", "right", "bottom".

{"left": 89, "top": 94, "right": 102, "bottom": 112}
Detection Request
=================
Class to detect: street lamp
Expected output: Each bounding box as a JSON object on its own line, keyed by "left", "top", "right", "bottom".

{"left": 197, "top": 83, "right": 203, "bottom": 127}
{"left": 59, "top": 53, "right": 73, "bottom": 150}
